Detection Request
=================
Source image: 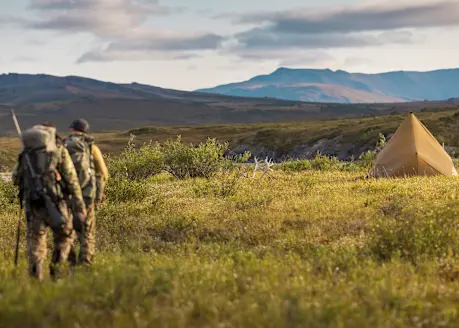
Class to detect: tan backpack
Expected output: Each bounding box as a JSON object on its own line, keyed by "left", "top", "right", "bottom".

{"left": 20, "top": 125, "right": 67, "bottom": 230}
{"left": 64, "top": 134, "right": 96, "bottom": 200}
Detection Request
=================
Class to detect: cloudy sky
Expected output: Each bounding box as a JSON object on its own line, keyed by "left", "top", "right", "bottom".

{"left": 1, "top": 0, "right": 459, "bottom": 90}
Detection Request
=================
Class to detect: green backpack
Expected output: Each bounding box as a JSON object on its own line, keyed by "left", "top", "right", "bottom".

{"left": 64, "top": 134, "right": 96, "bottom": 200}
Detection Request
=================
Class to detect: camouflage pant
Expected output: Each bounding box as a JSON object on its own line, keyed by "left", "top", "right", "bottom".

{"left": 26, "top": 202, "right": 73, "bottom": 281}
{"left": 69, "top": 198, "right": 96, "bottom": 266}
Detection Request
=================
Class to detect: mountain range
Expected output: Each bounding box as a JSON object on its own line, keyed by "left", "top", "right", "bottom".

{"left": 197, "top": 68, "right": 459, "bottom": 103}
{"left": 0, "top": 71, "right": 458, "bottom": 136}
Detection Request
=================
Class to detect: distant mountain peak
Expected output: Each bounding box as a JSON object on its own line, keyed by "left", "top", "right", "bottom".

{"left": 272, "top": 67, "right": 334, "bottom": 74}
{"left": 196, "top": 67, "right": 459, "bottom": 103}
{"left": 1, "top": 72, "right": 459, "bottom": 137}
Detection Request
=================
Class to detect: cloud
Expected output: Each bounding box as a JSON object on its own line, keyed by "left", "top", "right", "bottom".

{"left": 227, "top": 49, "right": 331, "bottom": 62}
{"left": 344, "top": 57, "right": 373, "bottom": 67}
{"left": 232, "top": 29, "right": 416, "bottom": 51}
{"left": 77, "top": 50, "right": 200, "bottom": 63}
{"left": 224, "top": 1, "right": 457, "bottom": 61}
{"left": 238, "top": 1, "right": 459, "bottom": 34}
{"left": 27, "top": 39, "right": 47, "bottom": 46}
{"left": 105, "top": 32, "right": 224, "bottom": 52}
{"left": 12, "top": 56, "right": 41, "bottom": 62}
{"left": 197, "top": 9, "right": 216, "bottom": 16}
{"left": 279, "top": 52, "right": 336, "bottom": 67}
{"left": 17, "top": 0, "right": 459, "bottom": 64}
{"left": 22, "top": 0, "right": 224, "bottom": 63}
{"left": 26, "top": 0, "right": 169, "bottom": 38}
{"left": 77, "top": 31, "right": 224, "bottom": 63}
{"left": 0, "top": 15, "right": 25, "bottom": 26}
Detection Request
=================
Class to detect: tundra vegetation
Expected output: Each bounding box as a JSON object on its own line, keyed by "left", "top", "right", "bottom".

{"left": 1, "top": 136, "right": 459, "bottom": 328}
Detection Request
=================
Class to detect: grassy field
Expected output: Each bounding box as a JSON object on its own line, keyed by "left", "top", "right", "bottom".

{"left": 2, "top": 151, "right": 459, "bottom": 327}
{"left": 1, "top": 107, "right": 459, "bottom": 162}
{"left": 1, "top": 112, "right": 459, "bottom": 327}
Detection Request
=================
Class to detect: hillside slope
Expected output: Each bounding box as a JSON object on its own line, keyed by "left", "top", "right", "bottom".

{"left": 197, "top": 68, "right": 459, "bottom": 103}
{"left": 0, "top": 73, "right": 318, "bottom": 134}
{"left": 4, "top": 108, "right": 459, "bottom": 163}
{"left": 0, "top": 73, "right": 458, "bottom": 136}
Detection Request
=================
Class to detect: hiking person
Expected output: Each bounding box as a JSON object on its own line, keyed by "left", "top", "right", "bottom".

{"left": 12, "top": 122, "right": 87, "bottom": 281}
{"left": 65, "top": 118, "right": 109, "bottom": 266}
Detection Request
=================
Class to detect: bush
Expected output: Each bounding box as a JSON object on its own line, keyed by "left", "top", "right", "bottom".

{"left": 163, "top": 136, "right": 229, "bottom": 179}
{"left": 280, "top": 153, "right": 342, "bottom": 173}
{"left": 223, "top": 152, "right": 252, "bottom": 171}
{"left": 358, "top": 149, "right": 377, "bottom": 169}
{"left": 310, "top": 153, "right": 340, "bottom": 171}
{"left": 281, "top": 155, "right": 365, "bottom": 173}
{"left": 108, "top": 135, "right": 233, "bottom": 181}
{"left": 358, "top": 133, "right": 386, "bottom": 169}
{"left": 108, "top": 135, "right": 164, "bottom": 180}
{"left": 339, "top": 161, "right": 364, "bottom": 172}
{"left": 280, "top": 153, "right": 341, "bottom": 173}
{"left": 367, "top": 204, "right": 459, "bottom": 263}
{"left": 281, "top": 160, "right": 312, "bottom": 172}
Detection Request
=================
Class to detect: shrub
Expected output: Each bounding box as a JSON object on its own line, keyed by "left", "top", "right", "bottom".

{"left": 367, "top": 204, "right": 459, "bottom": 263}
{"left": 310, "top": 152, "right": 340, "bottom": 171}
{"left": 108, "top": 135, "right": 164, "bottom": 180}
{"left": 281, "top": 160, "right": 312, "bottom": 172}
{"left": 108, "top": 135, "right": 233, "bottom": 181}
{"left": 339, "top": 161, "right": 364, "bottom": 172}
{"left": 280, "top": 153, "right": 341, "bottom": 173}
{"left": 358, "top": 133, "right": 386, "bottom": 169}
{"left": 223, "top": 152, "right": 252, "bottom": 171}
{"left": 358, "top": 149, "right": 377, "bottom": 169}
{"left": 280, "top": 155, "right": 365, "bottom": 173}
{"left": 163, "top": 136, "right": 229, "bottom": 179}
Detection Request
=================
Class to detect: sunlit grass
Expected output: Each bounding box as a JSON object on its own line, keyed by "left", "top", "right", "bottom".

{"left": 2, "top": 168, "right": 459, "bottom": 327}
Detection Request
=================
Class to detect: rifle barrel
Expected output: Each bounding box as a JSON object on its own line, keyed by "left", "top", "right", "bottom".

{"left": 11, "top": 110, "right": 22, "bottom": 136}
{"left": 11, "top": 110, "right": 38, "bottom": 178}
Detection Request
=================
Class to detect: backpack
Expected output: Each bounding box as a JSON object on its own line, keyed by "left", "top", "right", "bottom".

{"left": 64, "top": 134, "right": 96, "bottom": 200}
{"left": 20, "top": 125, "right": 64, "bottom": 204}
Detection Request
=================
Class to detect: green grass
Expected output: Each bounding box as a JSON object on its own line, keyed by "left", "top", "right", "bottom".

{"left": 0, "top": 148, "right": 16, "bottom": 171}
{"left": 2, "top": 167, "right": 459, "bottom": 327}
{"left": 2, "top": 111, "right": 459, "bottom": 327}
{"left": 99, "top": 108, "right": 459, "bottom": 157}
{"left": 1, "top": 108, "right": 459, "bottom": 164}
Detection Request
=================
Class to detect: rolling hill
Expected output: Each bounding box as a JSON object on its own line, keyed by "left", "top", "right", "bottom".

{"left": 0, "top": 72, "right": 458, "bottom": 136}
{"left": 3, "top": 107, "right": 459, "bottom": 166}
{"left": 197, "top": 68, "right": 459, "bottom": 103}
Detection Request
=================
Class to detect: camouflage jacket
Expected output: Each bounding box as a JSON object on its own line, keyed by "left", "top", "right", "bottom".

{"left": 12, "top": 143, "right": 86, "bottom": 214}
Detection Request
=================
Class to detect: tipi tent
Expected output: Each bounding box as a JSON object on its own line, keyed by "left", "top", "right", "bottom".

{"left": 368, "top": 113, "right": 458, "bottom": 178}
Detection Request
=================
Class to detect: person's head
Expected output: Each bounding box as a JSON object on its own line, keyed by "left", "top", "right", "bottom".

{"left": 69, "top": 118, "right": 89, "bottom": 133}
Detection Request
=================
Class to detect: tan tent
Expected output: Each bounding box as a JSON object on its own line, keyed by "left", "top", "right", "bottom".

{"left": 368, "top": 113, "right": 458, "bottom": 178}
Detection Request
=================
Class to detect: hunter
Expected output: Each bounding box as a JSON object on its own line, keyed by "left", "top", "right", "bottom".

{"left": 12, "top": 123, "right": 87, "bottom": 281}
{"left": 65, "top": 118, "right": 109, "bottom": 266}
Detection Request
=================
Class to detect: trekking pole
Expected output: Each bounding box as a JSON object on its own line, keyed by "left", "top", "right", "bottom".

{"left": 11, "top": 109, "right": 23, "bottom": 268}
{"left": 14, "top": 200, "right": 23, "bottom": 267}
